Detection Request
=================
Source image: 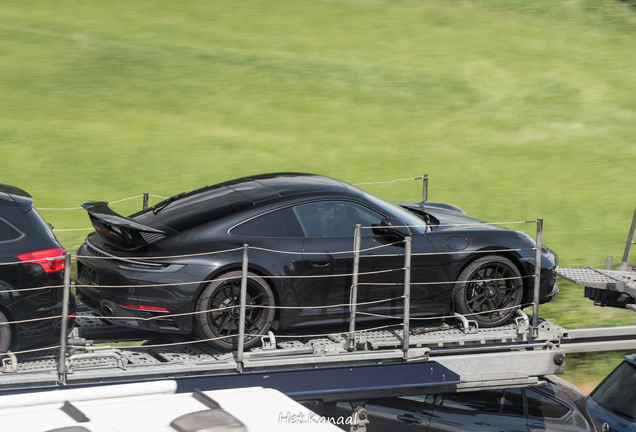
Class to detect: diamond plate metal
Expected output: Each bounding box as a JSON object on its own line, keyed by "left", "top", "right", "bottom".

{"left": 558, "top": 267, "right": 636, "bottom": 299}
{"left": 558, "top": 267, "right": 636, "bottom": 287}
{"left": 149, "top": 346, "right": 219, "bottom": 363}
{"left": 119, "top": 350, "right": 161, "bottom": 365}
{"left": 276, "top": 340, "right": 307, "bottom": 350}
{"left": 75, "top": 312, "right": 108, "bottom": 328}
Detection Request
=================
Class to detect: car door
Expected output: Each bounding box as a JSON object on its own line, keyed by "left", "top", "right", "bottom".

{"left": 428, "top": 388, "right": 529, "bottom": 432}
{"left": 229, "top": 206, "right": 307, "bottom": 318}
{"left": 333, "top": 396, "right": 434, "bottom": 431}
{"left": 294, "top": 200, "right": 439, "bottom": 323}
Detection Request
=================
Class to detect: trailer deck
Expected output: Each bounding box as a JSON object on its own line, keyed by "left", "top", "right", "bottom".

{"left": 0, "top": 310, "right": 566, "bottom": 398}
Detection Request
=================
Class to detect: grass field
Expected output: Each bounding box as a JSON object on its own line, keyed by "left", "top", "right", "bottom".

{"left": 2, "top": 0, "right": 636, "bottom": 387}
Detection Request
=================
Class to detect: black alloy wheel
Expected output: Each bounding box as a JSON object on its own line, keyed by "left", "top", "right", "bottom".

{"left": 194, "top": 271, "right": 275, "bottom": 350}
{"left": 453, "top": 255, "right": 524, "bottom": 327}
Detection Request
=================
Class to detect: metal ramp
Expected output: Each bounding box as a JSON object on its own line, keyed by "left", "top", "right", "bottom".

{"left": 557, "top": 206, "right": 636, "bottom": 311}
{"left": 558, "top": 266, "right": 636, "bottom": 311}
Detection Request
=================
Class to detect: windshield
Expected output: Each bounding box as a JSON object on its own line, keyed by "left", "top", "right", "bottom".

{"left": 590, "top": 361, "right": 636, "bottom": 421}
{"left": 364, "top": 192, "right": 428, "bottom": 235}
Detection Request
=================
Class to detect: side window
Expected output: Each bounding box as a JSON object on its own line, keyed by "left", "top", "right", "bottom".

{"left": 501, "top": 388, "right": 525, "bottom": 416}
{"left": 0, "top": 217, "right": 24, "bottom": 243}
{"left": 398, "top": 395, "right": 435, "bottom": 404}
{"left": 231, "top": 207, "right": 304, "bottom": 238}
{"left": 527, "top": 389, "right": 570, "bottom": 419}
{"left": 371, "top": 395, "right": 436, "bottom": 413}
{"left": 294, "top": 201, "right": 384, "bottom": 238}
{"left": 441, "top": 390, "right": 504, "bottom": 414}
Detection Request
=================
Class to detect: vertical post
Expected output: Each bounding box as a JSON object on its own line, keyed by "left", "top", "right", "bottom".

{"left": 403, "top": 237, "right": 412, "bottom": 357}
{"left": 143, "top": 192, "right": 149, "bottom": 210}
{"left": 57, "top": 252, "right": 71, "bottom": 385}
{"left": 236, "top": 244, "right": 249, "bottom": 372}
{"left": 422, "top": 174, "right": 428, "bottom": 203}
{"left": 532, "top": 218, "right": 543, "bottom": 338}
{"left": 619, "top": 206, "right": 636, "bottom": 271}
{"left": 348, "top": 225, "right": 362, "bottom": 351}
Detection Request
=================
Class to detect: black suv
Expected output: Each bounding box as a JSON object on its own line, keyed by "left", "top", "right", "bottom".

{"left": 0, "top": 184, "right": 76, "bottom": 352}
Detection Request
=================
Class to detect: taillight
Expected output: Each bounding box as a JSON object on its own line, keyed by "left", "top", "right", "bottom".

{"left": 121, "top": 302, "right": 169, "bottom": 312}
{"left": 68, "top": 311, "right": 76, "bottom": 319}
{"left": 16, "top": 247, "right": 66, "bottom": 273}
{"left": 92, "top": 222, "right": 113, "bottom": 236}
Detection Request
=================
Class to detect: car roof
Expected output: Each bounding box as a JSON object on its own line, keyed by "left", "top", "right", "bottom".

{"left": 131, "top": 173, "right": 361, "bottom": 233}
{"left": 0, "top": 183, "right": 34, "bottom": 213}
{"left": 221, "top": 173, "right": 355, "bottom": 201}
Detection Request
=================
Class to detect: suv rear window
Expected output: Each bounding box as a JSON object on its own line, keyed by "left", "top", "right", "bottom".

{"left": 0, "top": 217, "right": 23, "bottom": 243}
{"left": 24, "top": 209, "right": 56, "bottom": 240}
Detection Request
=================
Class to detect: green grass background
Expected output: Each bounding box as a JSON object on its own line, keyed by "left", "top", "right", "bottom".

{"left": 2, "top": 0, "right": 636, "bottom": 387}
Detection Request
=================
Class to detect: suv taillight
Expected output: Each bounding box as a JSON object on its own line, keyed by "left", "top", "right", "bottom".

{"left": 16, "top": 248, "right": 66, "bottom": 273}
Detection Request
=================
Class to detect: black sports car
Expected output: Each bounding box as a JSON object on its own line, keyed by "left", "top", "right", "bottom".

{"left": 75, "top": 173, "right": 558, "bottom": 350}
{"left": 0, "top": 184, "right": 76, "bottom": 352}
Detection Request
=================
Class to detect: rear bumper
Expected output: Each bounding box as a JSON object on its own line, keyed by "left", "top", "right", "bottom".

{"left": 76, "top": 288, "right": 186, "bottom": 334}
{"left": 75, "top": 242, "right": 204, "bottom": 335}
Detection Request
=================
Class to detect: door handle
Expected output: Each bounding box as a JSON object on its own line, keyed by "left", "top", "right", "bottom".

{"left": 310, "top": 260, "right": 333, "bottom": 268}
{"left": 397, "top": 414, "right": 422, "bottom": 424}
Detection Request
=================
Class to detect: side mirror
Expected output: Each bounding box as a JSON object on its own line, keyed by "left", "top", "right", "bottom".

{"left": 373, "top": 217, "right": 411, "bottom": 238}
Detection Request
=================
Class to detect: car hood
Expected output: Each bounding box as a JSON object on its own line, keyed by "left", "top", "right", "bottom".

{"left": 426, "top": 210, "right": 507, "bottom": 233}
{"left": 399, "top": 202, "right": 506, "bottom": 232}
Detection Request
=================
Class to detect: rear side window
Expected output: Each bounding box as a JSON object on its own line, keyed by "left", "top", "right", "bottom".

{"left": 0, "top": 217, "right": 23, "bottom": 243}
{"left": 441, "top": 390, "right": 503, "bottom": 413}
{"left": 527, "top": 390, "right": 570, "bottom": 419}
{"left": 501, "top": 388, "right": 525, "bottom": 416}
{"left": 441, "top": 389, "right": 525, "bottom": 416}
{"left": 231, "top": 208, "right": 304, "bottom": 238}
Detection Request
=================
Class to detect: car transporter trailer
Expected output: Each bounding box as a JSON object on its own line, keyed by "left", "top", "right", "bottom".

{"left": 1, "top": 180, "right": 635, "bottom": 431}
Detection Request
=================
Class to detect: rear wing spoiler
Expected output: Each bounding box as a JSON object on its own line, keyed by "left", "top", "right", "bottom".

{"left": 82, "top": 201, "right": 166, "bottom": 250}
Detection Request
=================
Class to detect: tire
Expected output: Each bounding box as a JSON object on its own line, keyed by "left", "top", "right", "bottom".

{"left": 194, "top": 271, "right": 275, "bottom": 351}
{"left": 0, "top": 310, "right": 11, "bottom": 353}
{"left": 453, "top": 255, "right": 524, "bottom": 328}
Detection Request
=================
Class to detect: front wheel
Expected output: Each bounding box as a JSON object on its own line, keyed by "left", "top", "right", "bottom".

{"left": 194, "top": 271, "right": 275, "bottom": 351}
{"left": 453, "top": 255, "right": 524, "bottom": 328}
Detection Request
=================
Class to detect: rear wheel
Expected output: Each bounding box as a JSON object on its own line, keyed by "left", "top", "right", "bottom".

{"left": 453, "top": 255, "right": 524, "bottom": 327}
{"left": 0, "top": 311, "right": 11, "bottom": 353}
{"left": 194, "top": 271, "right": 275, "bottom": 351}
